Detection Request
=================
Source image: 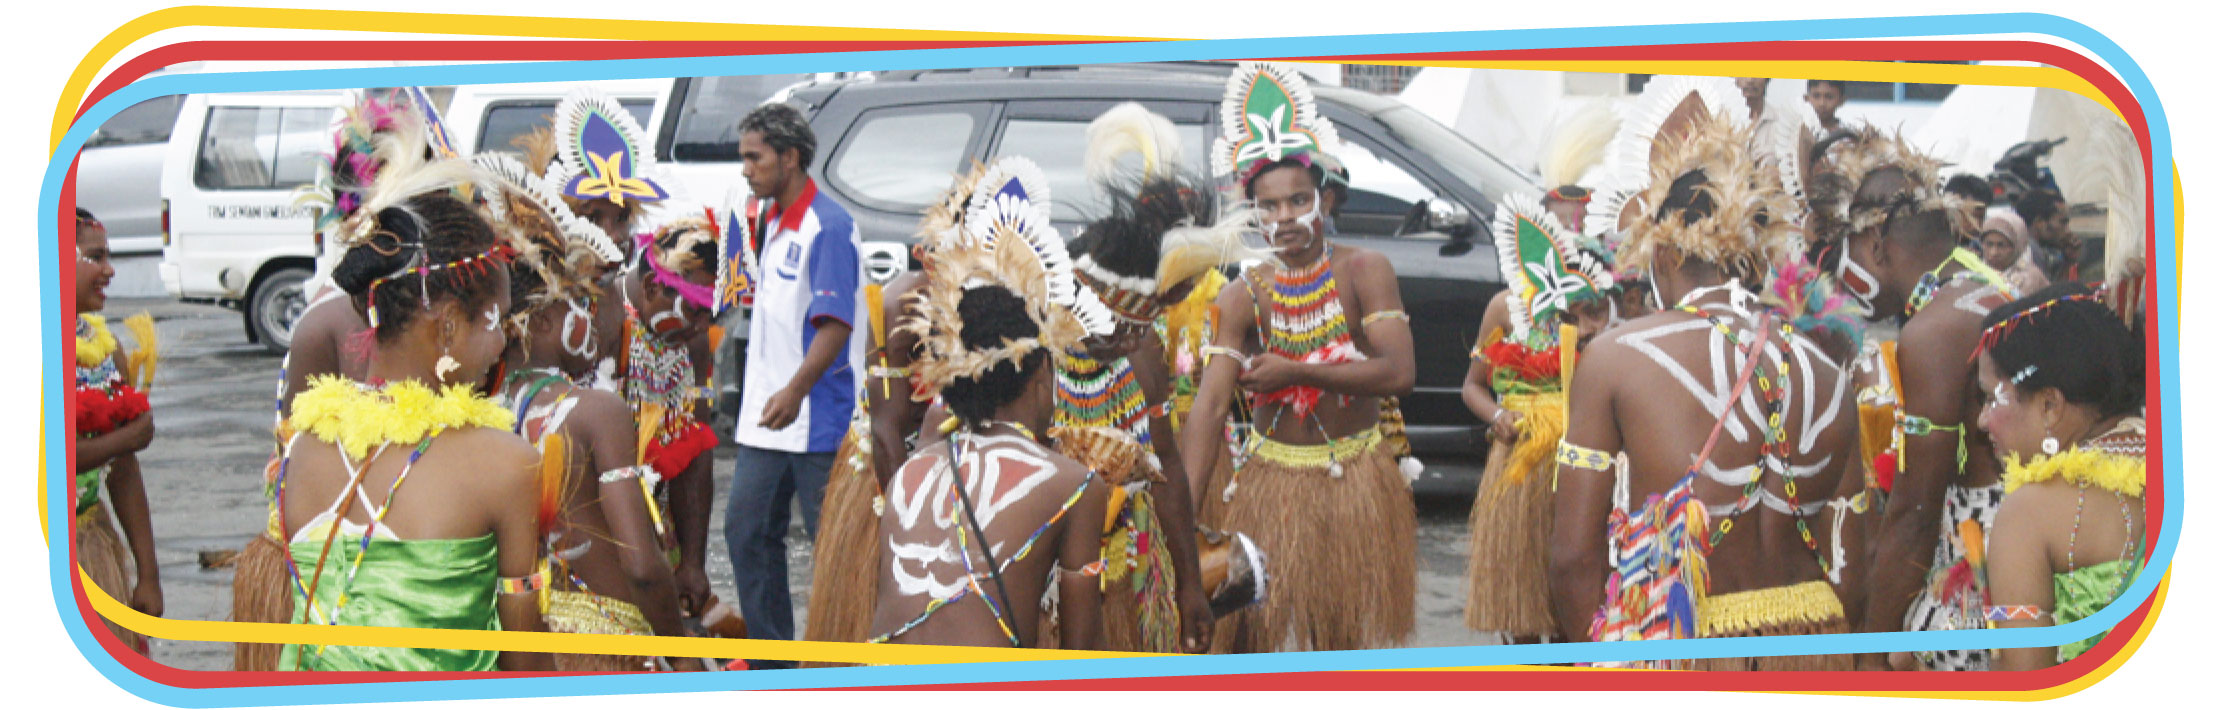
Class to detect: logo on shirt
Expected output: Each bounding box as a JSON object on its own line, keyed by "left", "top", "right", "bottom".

{"left": 777, "top": 241, "right": 802, "bottom": 280}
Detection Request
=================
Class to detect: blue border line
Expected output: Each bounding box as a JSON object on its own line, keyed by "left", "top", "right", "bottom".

{"left": 39, "top": 11, "right": 2177, "bottom": 706}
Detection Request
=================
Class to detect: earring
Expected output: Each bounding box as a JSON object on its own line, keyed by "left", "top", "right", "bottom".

{"left": 435, "top": 320, "right": 461, "bottom": 383}
{"left": 2041, "top": 429, "right": 2060, "bottom": 456}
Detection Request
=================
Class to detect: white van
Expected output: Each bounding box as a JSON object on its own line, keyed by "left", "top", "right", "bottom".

{"left": 159, "top": 88, "right": 353, "bottom": 352}
{"left": 444, "top": 79, "right": 664, "bottom": 160}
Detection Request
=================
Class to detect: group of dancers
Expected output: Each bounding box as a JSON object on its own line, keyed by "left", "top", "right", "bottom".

{"left": 65, "top": 62, "right": 2149, "bottom": 673}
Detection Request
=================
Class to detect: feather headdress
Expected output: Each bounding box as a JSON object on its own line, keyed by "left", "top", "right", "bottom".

{"left": 474, "top": 152, "right": 617, "bottom": 309}
{"left": 1493, "top": 191, "right": 1616, "bottom": 341}
{"left": 1588, "top": 76, "right": 1748, "bottom": 245}
{"left": 298, "top": 91, "right": 408, "bottom": 238}
{"left": 1802, "top": 125, "right": 1956, "bottom": 246}
{"left": 917, "top": 161, "right": 992, "bottom": 253}
{"left": 549, "top": 87, "right": 668, "bottom": 225}
{"left": 958, "top": 156, "right": 1115, "bottom": 336}
{"left": 1615, "top": 107, "right": 1800, "bottom": 280}
{"left": 1211, "top": 62, "right": 1345, "bottom": 188}
{"left": 900, "top": 202, "right": 1089, "bottom": 392}
{"left": 1080, "top": 103, "right": 1270, "bottom": 324}
{"left": 710, "top": 196, "right": 758, "bottom": 316}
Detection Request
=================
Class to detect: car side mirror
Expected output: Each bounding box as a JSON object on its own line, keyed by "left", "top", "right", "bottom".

{"left": 1428, "top": 199, "right": 1473, "bottom": 233}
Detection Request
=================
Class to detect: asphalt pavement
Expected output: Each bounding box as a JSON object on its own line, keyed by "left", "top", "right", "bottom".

{"left": 101, "top": 296, "right": 1499, "bottom": 672}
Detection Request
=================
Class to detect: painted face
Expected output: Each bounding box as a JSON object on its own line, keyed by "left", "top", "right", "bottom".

{"left": 1250, "top": 164, "right": 1327, "bottom": 257}
{"left": 452, "top": 266, "right": 513, "bottom": 384}
{"left": 738, "top": 130, "right": 793, "bottom": 203}
{"left": 575, "top": 199, "right": 631, "bottom": 251}
{"left": 75, "top": 224, "right": 115, "bottom": 314}
{"left": 1837, "top": 225, "right": 1894, "bottom": 317}
{"left": 1542, "top": 194, "right": 1587, "bottom": 235}
{"left": 1976, "top": 352, "right": 2049, "bottom": 462}
{"left": 642, "top": 265, "right": 715, "bottom": 345}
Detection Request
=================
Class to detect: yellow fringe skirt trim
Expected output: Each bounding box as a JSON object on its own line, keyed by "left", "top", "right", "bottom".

{"left": 1251, "top": 427, "right": 1384, "bottom": 468}
{"left": 1499, "top": 392, "right": 1566, "bottom": 487}
{"left": 1696, "top": 580, "right": 1846, "bottom": 638}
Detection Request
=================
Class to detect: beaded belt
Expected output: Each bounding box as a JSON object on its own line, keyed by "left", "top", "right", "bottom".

{"left": 1250, "top": 427, "right": 1384, "bottom": 468}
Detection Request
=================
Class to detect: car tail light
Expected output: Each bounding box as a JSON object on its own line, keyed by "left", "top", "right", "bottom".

{"left": 160, "top": 198, "right": 171, "bottom": 247}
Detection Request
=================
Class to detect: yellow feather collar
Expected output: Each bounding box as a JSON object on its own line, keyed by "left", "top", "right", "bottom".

{"left": 287, "top": 375, "right": 516, "bottom": 460}
{"left": 2002, "top": 447, "right": 2145, "bottom": 497}
{"left": 75, "top": 315, "right": 116, "bottom": 368}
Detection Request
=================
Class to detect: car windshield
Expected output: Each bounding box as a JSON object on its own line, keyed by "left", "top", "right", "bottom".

{"left": 1372, "top": 106, "right": 1537, "bottom": 205}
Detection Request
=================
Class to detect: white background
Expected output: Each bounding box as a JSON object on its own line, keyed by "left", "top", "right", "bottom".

{"left": 6, "top": 1, "right": 2207, "bottom": 708}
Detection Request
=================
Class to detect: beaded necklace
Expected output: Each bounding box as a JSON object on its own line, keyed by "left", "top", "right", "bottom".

{"left": 1905, "top": 248, "right": 2010, "bottom": 318}
{"left": 619, "top": 277, "right": 698, "bottom": 442}
{"left": 1055, "top": 352, "right": 1149, "bottom": 440}
{"left": 1264, "top": 244, "right": 1351, "bottom": 360}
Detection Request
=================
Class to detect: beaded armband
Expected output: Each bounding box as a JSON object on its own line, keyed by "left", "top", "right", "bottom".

{"left": 598, "top": 464, "right": 662, "bottom": 485}
{"left": 498, "top": 569, "right": 549, "bottom": 595}
{"left": 1360, "top": 309, "right": 1409, "bottom": 327}
{"left": 1201, "top": 345, "right": 1249, "bottom": 369}
{"left": 1900, "top": 414, "right": 1971, "bottom": 474}
{"left": 1985, "top": 604, "right": 2047, "bottom": 622}
{"left": 1557, "top": 441, "right": 1615, "bottom": 471}
{"left": 869, "top": 365, "right": 912, "bottom": 380}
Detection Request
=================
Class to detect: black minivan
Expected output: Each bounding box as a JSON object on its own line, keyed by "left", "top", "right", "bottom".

{"left": 657, "top": 63, "right": 1534, "bottom": 461}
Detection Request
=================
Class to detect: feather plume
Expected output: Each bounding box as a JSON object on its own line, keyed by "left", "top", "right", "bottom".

{"left": 1155, "top": 206, "right": 1269, "bottom": 293}
{"left": 122, "top": 312, "right": 159, "bottom": 392}
{"left": 1803, "top": 125, "right": 1951, "bottom": 246}
{"left": 1759, "top": 254, "right": 1867, "bottom": 343}
{"left": 1538, "top": 105, "right": 1619, "bottom": 190}
{"left": 1588, "top": 76, "right": 1747, "bottom": 243}
{"left": 1087, "top": 102, "right": 1188, "bottom": 186}
{"left": 537, "top": 431, "right": 569, "bottom": 537}
{"left": 901, "top": 195, "right": 1087, "bottom": 391}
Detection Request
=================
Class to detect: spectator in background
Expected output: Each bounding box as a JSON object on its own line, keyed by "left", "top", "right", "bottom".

{"left": 727, "top": 101, "right": 865, "bottom": 671}
{"left": 1980, "top": 211, "right": 2050, "bottom": 297}
{"left": 1805, "top": 79, "right": 1848, "bottom": 131}
{"left": 2015, "top": 189, "right": 2080, "bottom": 283}
{"left": 1735, "top": 76, "right": 1771, "bottom": 121}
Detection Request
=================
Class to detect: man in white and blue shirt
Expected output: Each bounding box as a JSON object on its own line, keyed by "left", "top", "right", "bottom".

{"left": 727, "top": 103, "right": 864, "bottom": 669}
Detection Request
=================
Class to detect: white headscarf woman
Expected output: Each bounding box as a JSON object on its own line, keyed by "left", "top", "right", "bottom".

{"left": 1981, "top": 211, "right": 2050, "bottom": 297}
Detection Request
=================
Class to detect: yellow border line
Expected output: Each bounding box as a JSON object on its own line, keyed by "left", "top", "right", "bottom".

{"left": 49, "top": 9, "right": 2175, "bottom": 691}
{"left": 78, "top": 570, "right": 1168, "bottom": 665}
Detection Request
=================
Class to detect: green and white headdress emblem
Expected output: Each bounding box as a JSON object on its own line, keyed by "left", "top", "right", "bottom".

{"left": 1211, "top": 62, "right": 1345, "bottom": 187}
{"left": 1495, "top": 191, "right": 1616, "bottom": 341}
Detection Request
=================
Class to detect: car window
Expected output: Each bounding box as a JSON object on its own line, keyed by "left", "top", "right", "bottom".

{"left": 90, "top": 95, "right": 183, "bottom": 147}
{"left": 665, "top": 75, "right": 810, "bottom": 162}
{"left": 475, "top": 99, "right": 653, "bottom": 156}
{"left": 193, "top": 106, "right": 333, "bottom": 190}
{"left": 993, "top": 118, "right": 1209, "bottom": 222}
{"left": 1334, "top": 134, "right": 1441, "bottom": 239}
{"left": 829, "top": 109, "right": 978, "bottom": 209}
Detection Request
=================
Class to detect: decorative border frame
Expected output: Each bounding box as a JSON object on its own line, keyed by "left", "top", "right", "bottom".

{"left": 39, "top": 10, "right": 2178, "bottom": 705}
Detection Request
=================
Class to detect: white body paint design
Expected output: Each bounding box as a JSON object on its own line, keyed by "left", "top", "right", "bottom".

{"left": 485, "top": 305, "right": 501, "bottom": 331}
{"left": 1951, "top": 276, "right": 2003, "bottom": 317}
{"left": 884, "top": 433, "right": 1060, "bottom": 601}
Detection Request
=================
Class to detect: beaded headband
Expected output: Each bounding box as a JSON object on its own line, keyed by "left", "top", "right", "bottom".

{"left": 364, "top": 242, "right": 517, "bottom": 330}
{"left": 1974, "top": 291, "right": 2103, "bottom": 359}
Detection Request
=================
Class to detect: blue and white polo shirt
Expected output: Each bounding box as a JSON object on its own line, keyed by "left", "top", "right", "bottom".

{"left": 734, "top": 178, "right": 865, "bottom": 454}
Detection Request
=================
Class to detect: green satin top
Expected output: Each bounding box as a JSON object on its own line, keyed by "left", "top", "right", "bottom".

{"left": 2054, "top": 558, "right": 2141, "bottom": 663}
{"left": 280, "top": 533, "right": 502, "bottom": 671}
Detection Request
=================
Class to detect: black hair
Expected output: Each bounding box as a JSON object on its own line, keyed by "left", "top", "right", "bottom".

{"left": 738, "top": 102, "right": 817, "bottom": 169}
{"left": 332, "top": 191, "right": 505, "bottom": 344}
{"left": 1980, "top": 282, "right": 2142, "bottom": 419}
{"left": 2014, "top": 188, "right": 2066, "bottom": 224}
{"left": 1944, "top": 174, "right": 1993, "bottom": 206}
{"left": 1074, "top": 176, "right": 1209, "bottom": 279}
{"left": 940, "top": 286, "right": 1051, "bottom": 425}
{"left": 1240, "top": 157, "right": 1325, "bottom": 200}
{"left": 75, "top": 207, "right": 99, "bottom": 224}
{"left": 1807, "top": 79, "right": 1847, "bottom": 94}
{"left": 1654, "top": 169, "right": 1715, "bottom": 225}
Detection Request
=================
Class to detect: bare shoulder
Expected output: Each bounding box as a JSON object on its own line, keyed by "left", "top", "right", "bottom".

{"left": 1336, "top": 244, "right": 1395, "bottom": 278}
{"left": 566, "top": 387, "right": 634, "bottom": 431}
{"left": 440, "top": 427, "right": 538, "bottom": 478}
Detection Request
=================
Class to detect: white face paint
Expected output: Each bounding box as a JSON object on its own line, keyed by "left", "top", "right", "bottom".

{"left": 1991, "top": 381, "right": 2013, "bottom": 408}
{"left": 1262, "top": 189, "right": 1324, "bottom": 251}
{"left": 76, "top": 246, "right": 97, "bottom": 266}
{"left": 561, "top": 297, "right": 598, "bottom": 360}
{"left": 484, "top": 305, "right": 500, "bottom": 331}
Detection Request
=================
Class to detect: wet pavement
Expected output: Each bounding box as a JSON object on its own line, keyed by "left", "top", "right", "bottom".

{"left": 103, "top": 297, "right": 1497, "bottom": 672}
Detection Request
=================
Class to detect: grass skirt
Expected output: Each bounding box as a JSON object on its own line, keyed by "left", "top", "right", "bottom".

{"left": 548, "top": 589, "right": 656, "bottom": 671}
{"left": 231, "top": 521, "right": 293, "bottom": 671}
{"left": 1195, "top": 442, "right": 1238, "bottom": 531}
{"left": 1462, "top": 391, "right": 1565, "bottom": 637}
{"left": 1210, "top": 430, "right": 1415, "bottom": 652}
{"left": 76, "top": 501, "right": 143, "bottom": 652}
{"left": 800, "top": 423, "right": 880, "bottom": 668}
